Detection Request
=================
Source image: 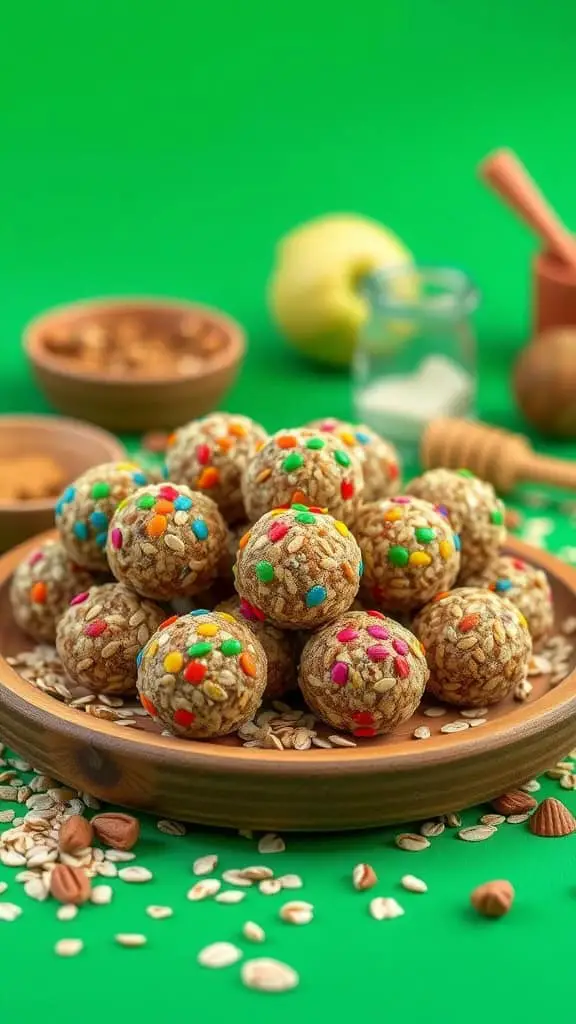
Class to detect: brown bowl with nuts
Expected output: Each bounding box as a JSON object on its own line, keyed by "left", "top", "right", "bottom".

{"left": 24, "top": 297, "right": 246, "bottom": 433}
{"left": 0, "top": 415, "right": 125, "bottom": 553}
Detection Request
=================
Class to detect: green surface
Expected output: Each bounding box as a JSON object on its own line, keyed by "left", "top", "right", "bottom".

{"left": 2, "top": 0, "right": 576, "bottom": 1020}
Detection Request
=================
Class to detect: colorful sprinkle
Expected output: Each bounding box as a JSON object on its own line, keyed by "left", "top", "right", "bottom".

{"left": 367, "top": 625, "right": 389, "bottom": 641}
{"left": 491, "top": 509, "right": 504, "bottom": 526}
{"left": 453, "top": 534, "right": 461, "bottom": 551}
{"left": 132, "top": 471, "right": 148, "bottom": 486}
{"left": 155, "top": 499, "right": 174, "bottom": 515}
{"left": 457, "top": 468, "right": 474, "bottom": 478}
{"left": 459, "top": 614, "right": 480, "bottom": 632}
{"left": 415, "top": 527, "right": 436, "bottom": 543}
{"left": 221, "top": 639, "right": 242, "bottom": 656}
{"left": 391, "top": 496, "right": 410, "bottom": 504}
{"left": 239, "top": 531, "right": 251, "bottom": 549}
{"left": 146, "top": 515, "right": 167, "bottom": 538}
{"left": 140, "top": 695, "right": 157, "bottom": 717}
{"left": 367, "top": 609, "right": 386, "bottom": 619}
{"left": 290, "top": 490, "right": 310, "bottom": 506}
{"left": 342, "top": 562, "right": 356, "bottom": 583}
{"left": 256, "top": 468, "right": 272, "bottom": 484}
{"left": 137, "top": 494, "right": 156, "bottom": 510}
{"left": 305, "top": 437, "right": 325, "bottom": 450}
{"left": 188, "top": 641, "right": 213, "bottom": 658}
{"left": 189, "top": 609, "right": 210, "bottom": 617}
{"left": 192, "top": 519, "right": 209, "bottom": 541}
{"left": 73, "top": 522, "right": 88, "bottom": 541}
{"left": 517, "top": 612, "right": 528, "bottom": 630}
{"left": 228, "top": 422, "right": 247, "bottom": 438}
{"left": 145, "top": 640, "right": 159, "bottom": 660}
{"left": 367, "top": 645, "right": 389, "bottom": 662}
{"left": 334, "top": 450, "right": 351, "bottom": 468}
{"left": 90, "top": 511, "right": 108, "bottom": 530}
{"left": 337, "top": 628, "right": 359, "bottom": 643}
{"left": 136, "top": 649, "right": 145, "bottom": 669}
{"left": 392, "top": 638, "right": 409, "bottom": 655}
{"left": 217, "top": 612, "right": 236, "bottom": 624}
{"left": 276, "top": 435, "right": 298, "bottom": 449}
{"left": 216, "top": 436, "right": 233, "bottom": 453}
{"left": 439, "top": 540, "right": 454, "bottom": 560}
{"left": 268, "top": 521, "right": 289, "bottom": 543}
{"left": 291, "top": 503, "right": 308, "bottom": 512}
{"left": 70, "top": 591, "right": 89, "bottom": 606}
{"left": 388, "top": 546, "right": 409, "bottom": 567}
{"left": 340, "top": 480, "right": 355, "bottom": 501}
{"left": 354, "top": 727, "right": 377, "bottom": 738}
{"left": 95, "top": 532, "right": 108, "bottom": 549}
{"left": 433, "top": 592, "right": 450, "bottom": 603}
{"left": 436, "top": 504, "right": 450, "bottom": 519}
{"left": 338, "top": 430, "right": 356, "bottom": 447}
{"left": 256, "top": 561, "right": 275, "bottom": 583}
{"left": 197, "top": 467, "right": 220, "bottom": 489}
{"left": 197, "top": 623, "right": 218, "bottom": 637}
{"left": 358, "top": 561, "right": 364, "bottom": 577}
{"left": 184, "top": 662, "right": 207, "bottom": 684}
{"left": 91, "top": 482, "right": 110, "bottom": 500}
{"left": 394, "top": 656, "right": 410, "bottom": 678}
{"left": 240, "top": 599, "right": 265, "bottom": 621}
{"left": 164, "top": 651, "right": 184, "bottom": 673}
{"left": 174, "top": 495, "right": 192, "bottom": 511}
{"left": 30, "top": 581, "right": 47, "bottom": 604}
{"left": 282, "top": 452, "right": 304, "bottom": 473}
{"left": 295, "top": 511, "right": 316, "bottom": 525}
{"left": 512, "top": 559, "right": 526, "bottom": 571}
{"left": 240, "top": 652, "right": 257, "bottom": 677}
{"left": 353, "top": 711, "right": 374, "bottom": 725}
{"left": 355, "top": 431, "right": 370, "bottom": 445}
{"left": 495, "top": 578, "right": 512, "bottom": 593}
{"left": 28, "top": 551, "right": 44, "bottom": 567}
{"left": 173, "top": 709, "right": 195, "bottom": 728}
{"left": 333, "top": 520, "right": 349, "bottom": 537}
{"left": 84, "top": 620, "right": 107, "bottom": 638}
{"left": 331, "top": 661, "right": 349, "bottom": 685}
{"left": 306, "top": 585, "right": 327, "bottom": 608}
{"left": 409, "top": 551, "right": 431, "bottom": 567}
{"left": 384, "top": 508, "right": 403, "bottom": 522}
{"left": 388, "top": 463, "right": 400, "bottom": 481}
{"left": 61, "top": 486, "right": 76, "bottom": 504}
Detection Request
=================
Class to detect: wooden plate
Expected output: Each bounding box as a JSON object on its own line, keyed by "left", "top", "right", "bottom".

{"left": 1, "top": 532, "right": 575, "bottom": 831}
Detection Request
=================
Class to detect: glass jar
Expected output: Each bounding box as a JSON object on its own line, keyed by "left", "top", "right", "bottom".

{"left": 353, "top": 265, "right": 479, "bottom": 467}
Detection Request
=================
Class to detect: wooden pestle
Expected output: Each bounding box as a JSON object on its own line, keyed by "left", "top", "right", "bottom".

{"left": 479, "top": 149, "right": 576, "bottom": 274}
{"left": 421, "top": 418, "right": 576, "bottom": 494}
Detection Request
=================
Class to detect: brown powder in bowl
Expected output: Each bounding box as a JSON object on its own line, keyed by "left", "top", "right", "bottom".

{"left": 0, "top": 456, "right": 65, "bottom": 503}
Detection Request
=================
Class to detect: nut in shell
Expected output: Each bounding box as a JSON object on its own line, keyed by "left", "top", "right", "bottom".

{"left": 470, "top": 879, "right": 514, "bottom": 918}
{"left": 50, "top": 865, "right": 91, "bottom": 905}
{"left": 529, "top": 797, "right": 576, "bottom": 837}
{"left": 91, "top": 812, "right": 140, "bottom": 850}
{"left": 58, "top": 815, "right": 94, "bottom": 854}
{"left": 352, "top": 863, "right": 377, "bottom": 891}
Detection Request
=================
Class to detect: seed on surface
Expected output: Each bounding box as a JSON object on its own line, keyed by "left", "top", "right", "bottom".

{"left": 91, "top": 885, "right": 113, "bottom": 905}
{"left": 279, "top": 900, "right": 314, "bottom": 925}
{"left": 458, "top": 825, "right": 496, "bottom": 843}
{"left": 222, "top": 869, "right": 253, "bottom": 887}
{"left": 243, "top": 920, "right": 265, "bottom": 943}
{"left": 257, "top": 833, "right": 286, "bottom": 855}
{"left": 187, "top": 879, "right": 221, "bottom": 901}
{"left": 395, "top": 833, "right": 430, "bottom": 852}
{"left": 193, "top": 854, "right": 218, "bottom": 876}
{"left": 115, "top": 933, "right": 147, "bottom": 948}
{"left": 506, "top": 813, "right": 530, "bottom": 824}
{"left": 215, "top": 889, "right": 246, "bottom": 904}
{"left": 238, "top": 865, "right": 274, "bottom": 881}
{"left": 419, "top": 821, "right": 445, "bottom": 838}
{"left": 520, "top": 779, "right": 541, "bottom": 793}
{"left": 328, "top": 735, "right": 357, "bottom": 747}
{"left": 401, "top": 874, "right": 428, "bottom": 893}
{"left": 0, "top": 902, "right": 22, "bottom": 922}
{"left": 24, "top": 878, "right": 48, "bottom": 902}
{"left": 146, "top": 905, "right": 173, "bottom": 919}
{"left": 56, "top": 904, "right": 78, "bottom": 922}
{"left": 369, "top": 896, "right": 405, "bottom": 920}
{"left": 442, "top": 812, "right": 462, "bottom": 827}
{"left": 480, "top": 814, "right": 505, "bottom": 827}
{"left": 423, "top": 707, "right": 447, "bottom": 718}
{"left": 440, "top": 721, "right": 470, "bottom": 734}
{"left": 352, "top": 863, "right": 377, "bottom": 891}
{"left": 157, "top": 819, "right": 187, "bottom": 836}
{"left": 277, "top": 873, "right": 303, "bottom": 889}
{"left": 118, "top": 866, "right": 152, "bottom": 883}
{"left": 259, "top": 878, "right": 282, "bottom": 895}
{"left": 413, "top": 726, "right": 431, "bottom": 740}
{"left": 241, "top": 957, "right": 299, "bottom": 992}
{"left": 198, "top": 941, "right": 243, "bottom": 968}
{"left": 105, "top": 850, "right": 136, "bottom": 862}
{"left": 55, "top": 938, "right": 83, "bottom": 957}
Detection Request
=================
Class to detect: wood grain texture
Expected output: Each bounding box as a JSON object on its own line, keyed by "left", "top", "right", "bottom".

{"left": 1, "top": 532, "right": 575, "bottom": 831}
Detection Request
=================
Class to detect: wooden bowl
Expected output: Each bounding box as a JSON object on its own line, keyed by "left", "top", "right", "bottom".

{"left": 1, "top": 533, "right": 575, "bottom": 831}
{"left": 24, "top": 297, "right": 245, "bottom": 432}
{"left": 0, "top": 417, "right": 125, "bottom": 553}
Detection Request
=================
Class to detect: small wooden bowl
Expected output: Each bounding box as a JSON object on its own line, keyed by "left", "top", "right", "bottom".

{"left": 1, "top": 533, "right": 575, "bottom": 830}
{"left": 24, "top": 297, "right": 245, "bottom": 433}
{"left": 0, "top": 416, "right": 125, "bottom": 552}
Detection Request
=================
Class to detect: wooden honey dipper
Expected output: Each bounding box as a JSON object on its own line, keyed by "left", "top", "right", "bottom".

{"left": 421, "top": 418, "right": 576, "bottom": 494}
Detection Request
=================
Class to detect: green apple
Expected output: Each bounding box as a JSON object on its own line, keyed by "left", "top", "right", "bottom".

{"left": 268, "top": 213, "right": 413, "bottom": 367}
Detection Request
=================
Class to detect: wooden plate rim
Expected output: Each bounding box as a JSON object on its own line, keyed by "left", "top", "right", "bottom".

{"left": 1, "top": 532, "right": 575, "bottom": 776}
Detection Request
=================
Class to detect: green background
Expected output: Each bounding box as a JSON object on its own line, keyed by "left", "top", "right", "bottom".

{"left": 2, "top": 0, "right": 576, "bottom": 1020}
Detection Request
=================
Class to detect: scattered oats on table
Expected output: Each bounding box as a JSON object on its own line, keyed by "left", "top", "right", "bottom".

{"left": 55, "top": 461, "right": 150, "bottom": 571}
{"left": 413, "top": 587, "right": 532, "bottom": 707}
{"left": 106, "top": 482, "right": 228, "bottom": 600}
{"left": 354, "top": 495, "right": 461, "bottom": 613}
{"left": 235, "top": 504, "right": 363, "bottom": 629}
{"left": 164, "top": 412, "right": 268, "bottom": 524}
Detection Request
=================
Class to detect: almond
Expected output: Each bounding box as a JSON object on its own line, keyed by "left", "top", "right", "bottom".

{"left": 91, "top": 812, "right": 140, "bottom": 851}
{"left": 470, "top": 879, "right": 514, "bottom": 918}
{"left": 59, "top": 815, "right": 94, "bottom": 854}
{"left": 529, "top": 797, "right": 576, "bottom": 837}
{"left": 491, "top": 790, "right": 537, "bottom": 815}
{"left": 50, "top": 864, "right": 91, "bottom": 905}
{"left": 352, "top": 863, "right": 377, "bottom": 891}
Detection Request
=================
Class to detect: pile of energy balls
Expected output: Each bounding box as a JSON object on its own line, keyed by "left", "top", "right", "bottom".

{"left": 10, "top": 414, "right": 554, "bottom": 742}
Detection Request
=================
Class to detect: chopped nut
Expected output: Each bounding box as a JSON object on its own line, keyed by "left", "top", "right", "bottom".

{"left": 470, "top": 880, "right": 514, "bottom": 918}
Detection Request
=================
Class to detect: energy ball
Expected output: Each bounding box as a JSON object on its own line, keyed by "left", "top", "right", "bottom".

{"left": 309, "top": 417, "right": 401, "bottom": 501}
{"left": 235, "top": 505, "right": 362, "bottom": 629}
{"left": 355, "top": 496, "right": 460, "bottom": 613}
{"left": 241, "top": 428, "right": 363, "bottom": 524}
{"left": 406, "top": 468, "right": 505, "bottom": 579}
{"left": 106, "top": 483, "right": 228, "bottom": 601}
{"left": 462, "top": 555, "right": 553, "bottom": 645}
{"left": 56, "top": 461, "right": 149, "bottom": 571}
{"left": 215, "top": 595, "right": 297, "bottom": 699}
{"left": 56, "top": 583, "right": 164, "bottom": 695}
{"left": 165, "top": 413, "right": 268, "bottom": 524}
{"left": 299, "top": 610, "right": 429, "bottom": 737}
{"left": 413, "top": 587, "right": 532, "bottom": 707}
{"left": 136, "top": 609, "right": 267, "bottom": 738}
{"left": 9, "top": 539, "right": 96, "bottom": 643}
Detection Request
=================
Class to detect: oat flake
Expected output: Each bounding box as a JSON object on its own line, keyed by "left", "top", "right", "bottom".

{"left": 401, "top": 874, "right": 428, "bottom": 894}
{"left": 241, "top": 957, "right": 299, "bottom": 992}
{"left": 458, "top": 825, "right": 496, "bottom": 842}
{"left": 193, "top": 854, "right": 218, "bottom": 876}
{"left": 369, "top": 896, "right": 405, "bottom": 920}
{"left": 55, "top": 938, "right": 83, "bottom": 957}
{"left": 257, "top": 833, "right": 286, "bottom": 855}
{"left": 198, "top": 941, "right": 243, "bottom": 968}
